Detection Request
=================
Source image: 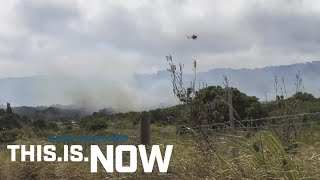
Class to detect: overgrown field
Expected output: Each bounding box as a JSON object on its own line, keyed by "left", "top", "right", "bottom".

{"left": 1, "top": 87, "right": 320, "bottom": 179}
{"left": 0, "top": 123, "right": 320, "bottom": 180}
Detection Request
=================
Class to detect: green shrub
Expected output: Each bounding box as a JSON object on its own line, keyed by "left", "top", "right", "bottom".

{"left": 0, "top": 130, "right": 19, "bottom": 142}
{"left": 86, "top": 118, "right": 108, "bottom": 131}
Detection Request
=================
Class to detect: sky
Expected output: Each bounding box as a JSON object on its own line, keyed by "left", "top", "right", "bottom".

{"left": 0, "top": 0, "right": 320, "bottom": 110}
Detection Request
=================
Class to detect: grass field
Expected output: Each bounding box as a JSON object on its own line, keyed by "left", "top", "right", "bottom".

{"left": 0, "top": 122, "right": 320, "bottom": 180}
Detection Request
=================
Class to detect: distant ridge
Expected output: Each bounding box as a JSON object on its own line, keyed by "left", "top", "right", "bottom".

{"left": 0, "top": 61, "right": 319, "bottom": 109}
{"left": 134, "top": 61, "right": 320, "bottom": 101}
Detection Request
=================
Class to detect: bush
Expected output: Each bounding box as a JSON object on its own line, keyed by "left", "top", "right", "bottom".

{"left": 86, "top": 118, "right": 108, "bottom": 131}
{"left": 32, "top": 120, "right": 58, "bottom": 130}
{"left": 0, "top": 114, "right": 22, "bottom": 129}
{"left": 0, "top": 109, "right": 5, "bottom": 116}
{"left": 291, "top": 92, "right": 316, "bottom": 101}
{"left": 66, "top": 125, "right": 72, "bottom": 130}
{"left": 0, "top": 130, "right": 19, "bottom": 142}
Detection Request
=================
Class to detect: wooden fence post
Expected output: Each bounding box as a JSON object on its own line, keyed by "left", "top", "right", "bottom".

{"left": 140, "top": 115, "right": 151, "bottom": 146}
{"left": 226, "top": 81, "right": 239, "bottom": 161}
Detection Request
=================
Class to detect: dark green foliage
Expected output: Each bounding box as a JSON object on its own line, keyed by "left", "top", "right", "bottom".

{"left": 13, "top": 106, "right": 85, "bottom": 122}
{"left": 0, "top": 107, "right": 34, "bottom": 130}
{"left": 253, "top": 141, "right": 260, "bottom": 152}
{"left": 66, "top": 125, "right": 72, "bottom": 130}
{"left": 32, "top": 120, "right": 58, "bottom": 130}
{"left": 245, "top": 102, "right": 269, "bottom": 120}
{"left": 77, "top": 89, "right": 320, "bottom": 132}
{"left": 150, "top": 109, "right": 164, "bottom": 124}
{"left": 6, "top": 102, "right": 13, "bottom": 114}
{"left": 98, "top": 108, "right": 115, "bottom": 115}
{"left": 266, "top": 91, "right": 320, "bottom": 116}
{"left": 42, "top": 107, "right": 60, "bottom": 114}
{"left": 32, "top": 119, "right": 46, "bottom": 129}
{"left": 48, "top": 122, "right": 58, "bottom": 130}
{"left": 76, "top": 86, "right": 274, "bottom": 129}
{"left": 86, "top": 118, "right": 108, "bottom": 131}
{"left": 189, "top": 86, "right": 268, "bottom": 127}
{"left": 290, "top": 92, "right": 316, "bottom": 101}
{"left": 0, "top": 114, "right": 23, "bottom": 129}
{"left": 149, "top": 108, "right": 178, "bottom": 125}
{"left": 0, "top": 109, "right": 5, "bottom": 116}
{"left": 231, "top": 88, "right": 264, "bottom": 119}
{"left": 194, "top": 86, "right": 226, "bottom": 103}
{"left": 80, "top": 110, "right": 148, "bottom": 130}
{"left": 0, "top": 130, "right": 19, "bottom": 142}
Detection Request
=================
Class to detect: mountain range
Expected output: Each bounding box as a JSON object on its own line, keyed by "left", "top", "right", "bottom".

{"left": 134, "top": 61, "right": 320, "bottom": 102}
{"left": 0, "top": 61, "right": 319, "bottom": 111}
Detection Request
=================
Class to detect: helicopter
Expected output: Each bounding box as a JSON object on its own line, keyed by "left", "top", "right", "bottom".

{"left": 187, "top": 34, "right": 197, "bottom": 40}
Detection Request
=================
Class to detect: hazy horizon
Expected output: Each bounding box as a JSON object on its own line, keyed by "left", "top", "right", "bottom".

{"left": 1, "top": 0, "right": 320, "bottom": 111}
{"left": 0, "top": 60, "right": 319, "bottom": 112}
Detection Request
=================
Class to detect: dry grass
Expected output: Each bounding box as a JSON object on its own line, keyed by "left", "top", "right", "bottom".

{"left": 0, "top": 128, "right": 320, "bottom": 180}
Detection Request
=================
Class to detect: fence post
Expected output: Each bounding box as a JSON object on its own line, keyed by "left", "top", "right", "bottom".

{"left": 140, "top": 114, "right": 151, "bottom": 146}
{"left": 227, "top": 84, "right": 238, "bottom": 161}
{"left": 228, "top": 86, "right": 235, "bottom": 131}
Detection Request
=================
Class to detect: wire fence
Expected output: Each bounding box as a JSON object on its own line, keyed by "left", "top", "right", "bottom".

{"left": 174, "top": 111, "right": 320, "bottom": 142}
{"left": 186, "top": 111, "right": 320, "bottom": 130}
{"left": 108, "top": 111, "right": 320, "bottom": 145}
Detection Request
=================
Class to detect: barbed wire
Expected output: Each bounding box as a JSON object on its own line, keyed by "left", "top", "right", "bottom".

{"left": 236, "top": 111, "right": 320, "bottom": 123}
{"left": 111, "top": 111, "right": 320, "bottom": 138}
{"left": 196, "top": 121, "right": 320, "bottom": 132}
{"left": 184, "top": 111, "right": 320, "bottom": 130}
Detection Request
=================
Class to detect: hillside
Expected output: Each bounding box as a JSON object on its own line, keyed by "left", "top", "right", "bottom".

{"left": 135, "top": 61, "right": 320, "bottom": 101}
{"left": 0, "top": 61, "right": 319, "bottom": 110}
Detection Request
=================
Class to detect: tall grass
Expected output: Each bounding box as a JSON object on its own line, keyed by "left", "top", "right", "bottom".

{"left": 0, "top": 126, "right": 319, "bottom": 179}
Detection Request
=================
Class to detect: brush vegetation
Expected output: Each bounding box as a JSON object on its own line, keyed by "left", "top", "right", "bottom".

{"left": 0, "top": 59, "right": 320, "bottom": 179}
{"left": 0, "top": 89, "right": 319, "bottom": 179}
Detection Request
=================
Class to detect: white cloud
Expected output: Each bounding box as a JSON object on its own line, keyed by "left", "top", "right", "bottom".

{"left": 0, "top": 0, "right": 320, "bottom": 108}
{"left": 1, "top": 0, "right": 320, "bottom": 75}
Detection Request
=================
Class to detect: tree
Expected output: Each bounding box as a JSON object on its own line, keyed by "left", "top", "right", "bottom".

{"left": 167, "top": 56, "right": 267, "bottom": 128}
{"left": 194, "top": 86, "right": 268, "bottom": 125}
{"left": 291, "top": 92, "right": 316, "bottom": 101}
{"left": 0, "top": 109, "right": 5, "bottom": 116}
{"left": 166, "top": 56, "right": 268, "bottom": 151}
{"left": 86, "top": 118, "right": 108, "bottom": 131}
{"left": 32, "top": 120, "right": 47, "bottom": 129}
{"left": 6, "top": 102, "right": 13, "bottom": 114}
